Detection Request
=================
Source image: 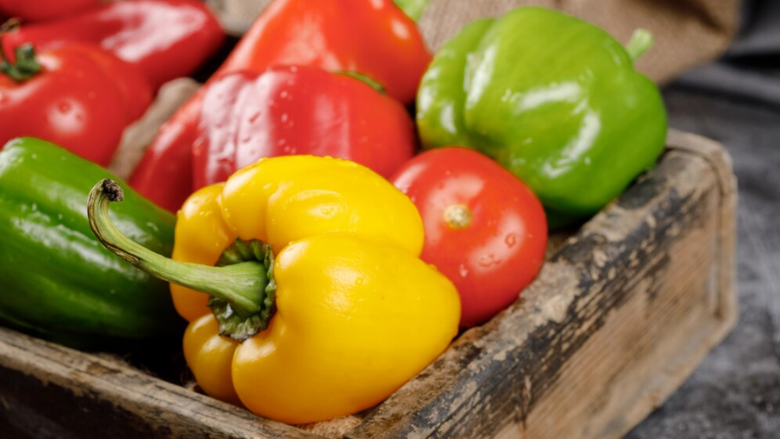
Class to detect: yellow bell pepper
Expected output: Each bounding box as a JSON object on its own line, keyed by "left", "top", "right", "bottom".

{"left": 87, "top": 156, "right": 461, "bottom": 424}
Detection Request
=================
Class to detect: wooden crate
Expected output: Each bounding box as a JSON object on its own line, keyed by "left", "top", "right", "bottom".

{"left": 0, "top": 129, "right": 737, "bottom": 439}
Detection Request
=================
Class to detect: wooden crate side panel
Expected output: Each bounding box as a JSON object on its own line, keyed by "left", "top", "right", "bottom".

{"left": 350, "top": 145, "right": 736, "bottom": 438}
{"left": 666, "top": 130, "right": 738, "bottom": 324}
{"left": 524, "top": 161, "right": 727, "bottom": 439}
{"left": 0, "top": 331, "right": 323, "bottom": 439}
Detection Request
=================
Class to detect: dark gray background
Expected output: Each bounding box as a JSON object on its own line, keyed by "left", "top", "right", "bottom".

{"left": 626, "top": 1, "right": 780, "bottom": 437}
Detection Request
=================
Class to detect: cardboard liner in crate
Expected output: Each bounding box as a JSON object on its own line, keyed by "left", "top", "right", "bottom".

{"left": 108, "top": 78, "right": 200, "bottom": 180}
{"left": 0, "top": 126, "right": 737, "bottom": 439}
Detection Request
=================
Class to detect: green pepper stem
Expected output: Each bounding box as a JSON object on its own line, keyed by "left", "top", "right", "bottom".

{"left": 625, "top": 29, "right": 654, "bottom": 63}
{"left": 87, "top": 179, "right": 267, "bottom": 319}
{"left": 337, "top": 70, "right": 386, "bottom": 94}
{"left": 394, "top": 0, "right": 432, "bottom": 21}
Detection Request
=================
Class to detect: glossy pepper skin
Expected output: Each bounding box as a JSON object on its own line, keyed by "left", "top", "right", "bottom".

{"left": 417, "top": 8, "right": 667, "bottom": 227}
{"left": 194, "top": 66, "right": 416, "bottom": 189}
{"left": 0, "top": 138, "right": 179, "bottom": 347}
{"left": 0, "top": 0, "right": 99, "bottom": 22}
{"left": 2, "top": 0, "right": 225, "bottom": 90}
{"left": 392, "top": 148, "right": 548, "bottom": 328}
{"left": 130, "top": 0, "right": 431, "bottom": 212}
{"left": 0, "top": 43, "right": 152, "bottom": 165}
{"left": 89, "top": 156, "right": 460, "bottom": 423}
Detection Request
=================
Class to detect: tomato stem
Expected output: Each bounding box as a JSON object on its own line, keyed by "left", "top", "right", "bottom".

{"left": 444, "top": 204, "right": 473, "bottom": 229}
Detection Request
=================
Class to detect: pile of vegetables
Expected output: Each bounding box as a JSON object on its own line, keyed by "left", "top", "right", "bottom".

{"left": 0, "top": 0, "right": 666, "bottom": 425}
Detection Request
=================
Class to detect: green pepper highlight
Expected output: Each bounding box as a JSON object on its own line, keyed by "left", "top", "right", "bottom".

{"left": 416, "top": 7, "right": 668, "bottom": 228}
{"left": 0, "top": 137, "right": 180, "bottom": 347}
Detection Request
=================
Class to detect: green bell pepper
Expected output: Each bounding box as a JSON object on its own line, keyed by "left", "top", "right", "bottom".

{"left": 417, "top": 7, "right": 667, "bottom": 227}
{"left": 0, "top": 138, "right": 180, "bottom": 347}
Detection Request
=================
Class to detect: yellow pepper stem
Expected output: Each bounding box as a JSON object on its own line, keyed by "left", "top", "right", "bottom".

{"left": 87, "top": 179, "right": 275, "bottom": 341}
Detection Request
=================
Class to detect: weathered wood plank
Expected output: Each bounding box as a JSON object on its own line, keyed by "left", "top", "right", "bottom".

{"left": 0, "top": 329, "right": 324, "bottom": 439}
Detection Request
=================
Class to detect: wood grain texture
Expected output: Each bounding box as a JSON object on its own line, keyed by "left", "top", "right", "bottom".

{"left": 0, "top": 130, "right": 737, "bottom": 439}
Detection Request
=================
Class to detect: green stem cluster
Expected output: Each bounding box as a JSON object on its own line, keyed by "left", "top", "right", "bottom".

{"left": 87, "top": 179, "right": 276, "bottom": 341}
{"left": 0, "top": 24, "right": 42, "bottom": 83}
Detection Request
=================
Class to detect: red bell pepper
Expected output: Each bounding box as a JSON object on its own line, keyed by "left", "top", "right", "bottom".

{"left": 129, "top": 0, "right": 431, "bottom": 212}
{"left": 0, "top": 0, "right": 100, "bottom": 22}
{"left": 194, "top": 66, "right": 416, "bottom": 189}
{"left": 218, "top": 0, "right": 430, "bottom": 105}
{"left": 0, "top": 42, "right": 152, "bottom": 165}
{"left": 1, "top": 0, "right": 225, "bottom": 90}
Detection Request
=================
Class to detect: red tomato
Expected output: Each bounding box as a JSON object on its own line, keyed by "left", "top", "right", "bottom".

{"left": 392, "top": 148, "right": 548, "bottom": 328}
{"left": 0, "top": 0, "right": 99, "bottom": 22}
{"left": 0, "top": 43, "right": 152, "bottom": 165}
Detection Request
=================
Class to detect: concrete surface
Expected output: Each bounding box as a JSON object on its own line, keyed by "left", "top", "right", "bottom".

{"left": 625, "top": 85, "right": 780, "bottom": 439}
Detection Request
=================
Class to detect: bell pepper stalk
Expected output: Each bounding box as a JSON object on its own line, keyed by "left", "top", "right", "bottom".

{"left": 416, "top": 7, "right": 668, "bottom": 229}
{"left": 338, "top": 70, "right": 386, "bottom": 94}
{"left": 89, "top": 179, "right": 275, "bottom": 341}
{"left": 393, "top": 0, "right": 433, "bottom": 21}
{"left": 129, "top": 0, "right": 432, "bottom": 212}
{"left": 88, "top": 155, "right": 460, "bottom": 423}
{"left": 0, "top": 138, "right": 179, "bottom": 348}
{"left": 1, "top": 0, "right": 225, "bottom": 90}
{"left": 624, "top": 28, "right": 654, "bottom": 61}
{"left": 192, "top": 66, "right": 416, "bottom": 190}
{"left": 0, "top": 41, "right": 153, "bottom": 165}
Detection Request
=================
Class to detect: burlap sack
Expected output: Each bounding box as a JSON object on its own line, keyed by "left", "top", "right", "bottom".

{"left": 419, "top": 0, "right": 742, "bottom": 83}
{"left": 207, "top": 0, "right": 741, "bottom": 84}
